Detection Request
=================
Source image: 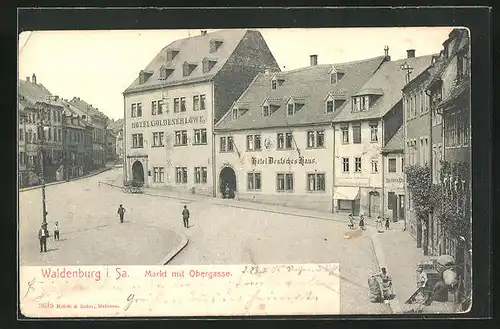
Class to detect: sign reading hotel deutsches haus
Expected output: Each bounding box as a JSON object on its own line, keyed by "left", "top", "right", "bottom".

{"left": 131, "top": 115, "right": 206, "bottom": 129}
{"left": 252, "top": 156, "right": 317, "bottom": 166}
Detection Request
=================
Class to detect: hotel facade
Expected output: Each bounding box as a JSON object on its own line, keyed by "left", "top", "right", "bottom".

{"left": 214, "top": 54, "right": 386, "bottom": 212}
{"left": 122, "top": 29, "right": 279, "bottom": 195}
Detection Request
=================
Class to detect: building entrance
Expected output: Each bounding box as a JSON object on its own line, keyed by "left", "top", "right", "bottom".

{"left": 132, "top": 160, "right": 145, "bottom": 184}
{"left": 219, "top": 166, "right": 236, "bottom": 198}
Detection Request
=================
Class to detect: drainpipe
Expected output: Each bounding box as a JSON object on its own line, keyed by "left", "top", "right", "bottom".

{"left": 123, "top": 95, "right": 127, "bottom": 184}
{"left": 381, "top": 118, "right": 385, "bottom": 218}
{"left": 402, "top": 92, "right": 408, "bottom": 231}
{"left": 211, "top": 80, "right": 217, "bottom": 198}
{"left": 426, "top": 89, "right": 433, "bottom": 255}
{"left": 331, "top": 122, "right": 336, "bottom": 213}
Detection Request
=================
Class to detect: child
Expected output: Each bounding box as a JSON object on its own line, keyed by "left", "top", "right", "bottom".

{"left": 53, "top": 221, "right": 60, "bottom": 240}
{"left": 385, "top": 216, "right": 390, "bottom": 230}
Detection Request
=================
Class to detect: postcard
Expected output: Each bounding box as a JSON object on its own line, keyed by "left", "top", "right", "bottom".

{"left": 18, "top": 26, "right": 471, "bottom": 317}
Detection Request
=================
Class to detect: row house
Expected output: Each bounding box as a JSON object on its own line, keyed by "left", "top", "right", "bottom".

{"left": 19, "top": 75, "right": 65, "bottom": 185}
{"left": 332, "top": 49, "right": 434, "bottom": 217}
{"left": 106, "top": 129, "right": 117, "bottom": 161}
{"left": 214, "top": 54, "right": 386, "bottom": 212}
{"left": 122, "top": 29, "right": 280, "bottom": 194}
{"left": 70, "top": 97, "right": 109, "bottom": 168}
{"left": 403, "top": 28, "right": 471, "bottom": 295}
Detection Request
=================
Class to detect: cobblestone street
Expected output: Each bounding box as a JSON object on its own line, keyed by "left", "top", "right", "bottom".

{"left": 19, "top": 168, "right": 390, "bottom": 314}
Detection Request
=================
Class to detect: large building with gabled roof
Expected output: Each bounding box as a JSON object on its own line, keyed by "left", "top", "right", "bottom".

{"left": 122, "top": 29, "right": 280, "bottom": 194}
{"left": 214, "top": 53, "right": 387, "bottom": 211}
{"left": 332, "top": 49, "right": 434, "bottom": 217}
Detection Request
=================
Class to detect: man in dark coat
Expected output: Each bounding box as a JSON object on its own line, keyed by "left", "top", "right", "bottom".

{"left": 182, "top": 205, "right": 190, "bottom": 228}
{"left": 38, "top": 223, "right": 49, "bottom": 252}
{"left": 117, "top": 204, "right": 126, "bottom": 223}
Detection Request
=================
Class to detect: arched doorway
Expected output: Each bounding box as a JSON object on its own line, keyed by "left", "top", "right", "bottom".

{"left": 219, "top": 166, "right": 236, "bottom": 198}
{"left": 131, "top": 160, "right": 145, "bottom": 184}
{"left": 368, "top": 191, "right": 380, "bottom": 218}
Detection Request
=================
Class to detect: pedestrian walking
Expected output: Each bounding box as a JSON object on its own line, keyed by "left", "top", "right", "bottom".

{"left": 38, "top": 223, "right": 49, "bottom": 253}
{"left": 385, "top": 216, "right": 390, "bottom": 230}
{"left": 182, "top": 205, "right": 190, "bottom": 228}
{"left": 376, "top": 216, "right": 382, "bottom": 230}
{"left": 53, "top": 221, "right": 60, "bottom": 240}
{"left": 348, "top": 213, "right": 355, "bottom": 229}
{"left": 117, "top": 204, "right": 126, "bottom": 223}
{"left": 359, "top": 215, "right": 366, "bottom": 230}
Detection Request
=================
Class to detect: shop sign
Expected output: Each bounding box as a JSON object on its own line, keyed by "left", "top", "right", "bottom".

{"left": 251, "top": 156, "right": 317, "bottom": 166}
{"left": 131, "top": 116, "right": 206, "bottom": 129}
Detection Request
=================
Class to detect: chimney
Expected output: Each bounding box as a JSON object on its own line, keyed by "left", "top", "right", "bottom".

{"left": 201, "top": 30, "right": 207, "bottom": 36}
{"left": 26, "top": 77, "right": 30, "bottom": 83}
{"left": 407, "top": 49, "right": 416, "bottom": 58}
{"left": 310, "top": 55, "right": 318, "bottom": 66}
{"left": 32, "top": 74, "right": 37, "bottom": 84}
{"left": 54, "top": 95, "right": 59, "bottom": 101}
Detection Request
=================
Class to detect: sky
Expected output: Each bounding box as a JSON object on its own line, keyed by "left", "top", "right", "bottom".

{"left": 18, "top": 27, "right": 455, "bottom": 120}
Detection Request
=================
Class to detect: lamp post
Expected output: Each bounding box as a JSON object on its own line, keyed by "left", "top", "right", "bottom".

{"left": 38, "top": 111, "right": 50, "bottom": 225}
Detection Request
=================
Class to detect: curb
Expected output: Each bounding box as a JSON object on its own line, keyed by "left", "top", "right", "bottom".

{"left": 160, "top": 234, "right": 189, "bottom": 265}
{"left": 20, "top": 167, "right": 113, "bottom": 192}
{"left": 369, "top": 230, "right": 403, "bottom": 314}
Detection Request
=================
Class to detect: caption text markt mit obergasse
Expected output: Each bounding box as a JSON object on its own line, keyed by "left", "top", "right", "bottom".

{"left": 40, "top": 267, "right": 233, "bottom": 281}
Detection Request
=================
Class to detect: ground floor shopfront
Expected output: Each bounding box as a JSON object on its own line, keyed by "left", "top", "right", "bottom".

{"left": 333, "top": 185, "right": 382, "bottom": 218}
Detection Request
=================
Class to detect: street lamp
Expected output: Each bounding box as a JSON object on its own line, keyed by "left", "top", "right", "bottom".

{"left": 39, "top": 124, "right": 50, "bottom": 225}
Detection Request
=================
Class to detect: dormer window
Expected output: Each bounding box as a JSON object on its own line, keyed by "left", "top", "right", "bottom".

{"left": 166, "top": 48, "right": 180, "bottom": 61}
{"left": 202, "top": 58, "right": 217, "bottom": 73}
{"left": 324, "top": 94, "right": 346, "bottom": 113}
{"left": 329, "top": 66, "right": 345, "bottom": 84}
{"left": 209, "top": 39, "right": 224, "bottom": 53}
{"left": 138, "top": 70, "right": 153, "bottom": 84}
{"left": 263, "top": 105, "right": 270, "bottom": 117}
{"left": 232, "top": 108, "right": 238, "bottom": 120}
{"left": 271, "top": 74, "right": 284, "bottom": 89}
{"left": 159, "top": 65, "right": 174, "bottom": 80}
{"left": 271, "top": 80, "right": 277, "bottom": 90}
{"left": 287, "top": 103, "right": 295, "bottom": 116}
{"left": 182, "top": 62, "right": 198, "bottom": 77}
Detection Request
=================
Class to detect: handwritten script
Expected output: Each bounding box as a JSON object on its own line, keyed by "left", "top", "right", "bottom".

{"left": 20, "top": 264, "right": 340, "bottom": 317}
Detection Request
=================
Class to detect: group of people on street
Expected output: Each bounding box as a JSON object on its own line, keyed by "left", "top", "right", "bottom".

{"left": 348, "top": 213, "right": 391, "bottom": 231}
{"left": 37, "top": 213, "right": 60, "bottom": 253}
{"left": 368, "top": 267, "right": 395, "bottom": 303}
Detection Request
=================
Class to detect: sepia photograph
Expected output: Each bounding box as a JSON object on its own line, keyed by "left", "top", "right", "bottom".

{"left": 18, "top": 25, "right": 472, "bottom": 316}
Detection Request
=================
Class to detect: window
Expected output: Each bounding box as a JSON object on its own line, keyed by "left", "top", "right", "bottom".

{"left": 174, "top": 130, "right": 188, "bottom": 146}
{"left": 153, "top": 167, "right": 164, "bottom": 183}
{"left": 175, "top": 167, "right": 188, "bottom": 184}
{"left": 277, "top": 133, "right": 284, "bottom": 149}
{"left": 152, "top": 100, "right": 157, "bottom": 115}
{"left": 193, "top": 129, "right": 207, "bottom": 145}
{"left": 352, "top": 123, "right": 361, "bottom": 144}
{"left": 307, "top": 131, "right": 324, "bottom": 148}
{"left": 342, "top": 157, "right": 349, "bottom": 172}
{"left": 285, "top": 132, "right": 294, "bottom": 149}
{"left": 369, "top": 122, "right": 378, "bottom": 142}
{"left": 330, "top": 73, "right": 337, "bottom": 84}
{"left": 194, "top": 167, "right": 207, "bottom": 184}
{"left": 136, "top": 103, "right": 142, "bottom": 117}
{"left": 287, "top": 103, "right": 295, "bottom": 116}
{"left": 220, "top": 136, "right": 234, "bottom": 152}
{"left": 277, "top": 173, "right": 293, "bottom": 192}
{"left": 360, "top": 96, "right": 368, "bottom": 111}
{"left": 232, "top": 108, "right": 238, "bottom": 120}
{"left": 158, "top": 100, "right": 164, "bottom": 114}
{"left": 152, "top": 132, "right": 164, "bottom": 147}
{"left": 371, "top": 160, "right": 378, "bottom": 173}
{"left": 246, "top": 134, "right": 261, "bottom": 151}
{"left": 131, "top": 103, "right": 137, "bottom": 117}
{"left": 341, "top": 124, "right": 349, "bottom": 143}
{"left": 180, "top": 97, "right": 186, "bottom": 112}
{"left": 307, "top": 173, "right": 326, "bottom": 192}
{"left": 193, "top": 95, "right": 200, "bottom": 111}
{"left": 19, "top": 151, "right": 26, "bottom": 165}
{"left": 19, "top": 128, "right": 24, "bottom": 141}
{"left": 263, "top": 105, "right": 270, "bottom": 117}
{"left": 271, "top": 80, "right": 277, "bottom": 89}
{"left": 247, "top": 172, "right": 262, "bottom": 190}
{"left": 174, "top": 98, "right": 180, "bottom": 113}
{"left": 355, "top": 157, "right": 362, "bottom": 172}
{"left": 326, "top": 100, "right": 334, "bottom": 113}
{"left": 352, "top": 98, "right": 359, "bottom": 112}
{"left": 424, "top": 138, "right": 429, "bottom": 164}
{"left": 388, "top": 158, "right": 397, "bottom": 172}
{"left": 132, "top": 134, "right": 143, "bottom": 148}
{"left": 200, "top": 95, "right": 206, "bottom": 110}
{"left": 401, "top": 157, "right": 405, "bottom": 172}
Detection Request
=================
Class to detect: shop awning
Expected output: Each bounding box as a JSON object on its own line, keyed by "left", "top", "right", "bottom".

{"left": 333, "top": 187, "right": 360, "bottom": 200}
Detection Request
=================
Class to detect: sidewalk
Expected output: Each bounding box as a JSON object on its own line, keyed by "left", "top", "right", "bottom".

{"left": 372, "top": 222, "right": 460, "bottom": 313}
{"left": 20, "top": 166, "right": 114, "bottom": 192}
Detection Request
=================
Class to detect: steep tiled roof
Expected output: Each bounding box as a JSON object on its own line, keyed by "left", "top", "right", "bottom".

{"left": 438, "top": 76, "right": 470, "bottom": 110}
{"left": 215, "top": 56, "right": 386, "bottom": 131}
{"left": 18, "top": 79, "right": 60, "bottom": 108}
{"left": 382, "top": 125, "right": 404, "bottom": 153}
{"left": 333, "top": 55, "right": 434, "bottom": 123}
{"left": 69, "top": 97, "right": 108, "bottom": 121}
{"left": 123, "top": 29, "right": 250, "bottom": 94}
